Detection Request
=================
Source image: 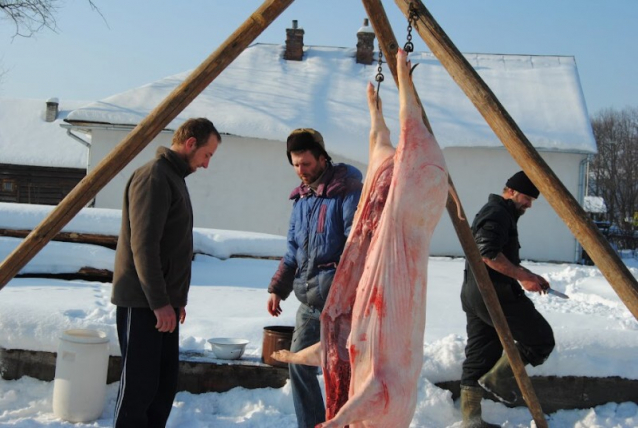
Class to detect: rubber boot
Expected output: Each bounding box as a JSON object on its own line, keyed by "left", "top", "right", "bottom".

{"left": 478, "top": 354, "right": 520, "bottom": 405}
{"left": 460, "top": 386, "right": 500, "bottom": 428}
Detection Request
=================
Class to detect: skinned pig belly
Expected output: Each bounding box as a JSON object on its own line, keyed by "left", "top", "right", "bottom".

{"left": 344, "top": 207, "right": 437, "bottom": 427}
{"left": 321, "top": 157, "right": 394, "bottom": 420}
{"left": 332, "top": 134, "right": 448, "bottom": 426}
{"left": 345, "top": 240, "right": 428, "bottom": 427}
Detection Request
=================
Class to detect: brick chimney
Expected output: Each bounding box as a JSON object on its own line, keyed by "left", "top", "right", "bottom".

{"left": 284, "top": 20, "right": 304, "bottom": 61}
{"left": 45, "top": 97, "right": 59, "bottom": 122}
{"left": 356, "top": 18, "right": 375, "bottom": 65}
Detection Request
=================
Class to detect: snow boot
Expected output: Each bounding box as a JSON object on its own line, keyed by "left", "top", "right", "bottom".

{"left": 461, "top": 386, "right": 500, "bottom": 428}
{"left": 478, "top": 354, "right": 521, "bottom": 405}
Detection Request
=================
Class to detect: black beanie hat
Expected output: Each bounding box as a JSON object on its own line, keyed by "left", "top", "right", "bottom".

{"left": 506, "top": 171, "right": 539, "bottom": 198}
{"left": 286, "top": 128, "right": 332, "bottom": 165}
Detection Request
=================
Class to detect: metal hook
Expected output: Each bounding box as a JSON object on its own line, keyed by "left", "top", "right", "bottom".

{"left": 409, "top": 63, "right": 419, "bottom": 77}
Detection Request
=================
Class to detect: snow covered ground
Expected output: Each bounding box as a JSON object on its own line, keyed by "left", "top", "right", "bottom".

{"left": 0, "top": 203, "right": 637, "bottom": 427}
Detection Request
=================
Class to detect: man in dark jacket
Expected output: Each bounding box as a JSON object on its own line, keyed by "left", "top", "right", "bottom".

{"left": 460, "top": 171, "right": 555, "bottom": 428}
{"left": 111, "top": 118, "right": 221, "bottom": 428}
{"left": 267, "top": 128, "right": 363, "bottom": 427}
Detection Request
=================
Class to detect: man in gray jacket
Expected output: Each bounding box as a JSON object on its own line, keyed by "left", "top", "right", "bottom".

{"left": 111, "top": 118, "right": 221, "bottom": 428}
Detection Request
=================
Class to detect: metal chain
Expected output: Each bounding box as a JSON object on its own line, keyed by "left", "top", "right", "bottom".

{"left": 375, "top": 48, "right": 384, "bottom": 109}
{"left": 404, "top": 2, "right": 418, "bottom": 53}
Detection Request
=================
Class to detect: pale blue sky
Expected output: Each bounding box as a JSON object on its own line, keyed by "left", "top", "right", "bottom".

{"left": 0, "top": 0, "right": 636, "bottom": 115}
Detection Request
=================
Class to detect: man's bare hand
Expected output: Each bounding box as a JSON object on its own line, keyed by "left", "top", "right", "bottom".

{"left": 154, "top": 305, "right": 177, "bottom": 332}
{"left": 537, "top": 275, "right": 550, "bottom": 294}
{"left": 267, "top": 293, "right": 282, "bottom": 317}
{"left": 484, "top": 254, "right": 550, "bottom": 294}
{"left": 519, "top": 272, "right": 549, "bottom": 294}
{"left": 179, "top": 307, "right": 187, "bottom": 324}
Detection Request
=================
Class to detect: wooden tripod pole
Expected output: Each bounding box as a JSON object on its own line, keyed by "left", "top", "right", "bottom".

{"left": 0, "top": 0, "right": 295, "bottom": 291}
{"left": 393, "top": 0, "right": 638, "bottom": 321}
{"left": 363, "top": 1, "right": 548, "bottom": 427}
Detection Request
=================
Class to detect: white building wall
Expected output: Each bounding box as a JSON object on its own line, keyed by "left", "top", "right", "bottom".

{"left": 88, "top": 130, "right": 367, "bottom": 237}
{"left": 88, "top": 130, "right": 585, "bottom": 262}
{"left": 431, "top": 147, "right": 587, "bottom": 263}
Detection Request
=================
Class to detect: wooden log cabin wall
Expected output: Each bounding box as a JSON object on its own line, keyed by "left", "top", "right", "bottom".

{"left": 0, "top": 163, "right": 85, "bottom": 206}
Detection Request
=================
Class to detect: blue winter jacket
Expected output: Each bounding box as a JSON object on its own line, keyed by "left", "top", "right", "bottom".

{"left": 268, "top": 163, "right": 363, "bottom": 311}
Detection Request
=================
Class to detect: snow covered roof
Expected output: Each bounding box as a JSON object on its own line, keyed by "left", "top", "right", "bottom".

{"left": 584, "top": 195, "right": 607, "bottom": 213}
{"left": 0, "top": 98, "right": 89, "bottom": 169}
{"left": 65, "top": 43, "right": 597, "bottom": 164}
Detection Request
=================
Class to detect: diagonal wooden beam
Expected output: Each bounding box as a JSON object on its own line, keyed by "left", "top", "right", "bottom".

{"left": 363, "top": 1, "right": 547, "bottom": 426}
{"left": 0, "top": 0, "right": 295, "bottom": 291}
{"left": 392, "top": 0, "right": 638, "bottom": 322}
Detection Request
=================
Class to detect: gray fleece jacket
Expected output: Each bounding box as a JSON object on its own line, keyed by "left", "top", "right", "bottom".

{"left": 111, "top": 146, "right": 194, "bottom": 310}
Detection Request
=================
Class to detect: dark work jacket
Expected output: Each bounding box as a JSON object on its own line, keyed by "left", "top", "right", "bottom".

{"left": 111, "top": 147, "right": 194, "bottom": 310}
{"left": 464, "top": 193, "right": 522, "bottom": 289}
{"left": 268, "top": 163, "right": 363, "bottom": 311}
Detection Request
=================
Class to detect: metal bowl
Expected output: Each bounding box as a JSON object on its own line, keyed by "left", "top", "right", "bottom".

{"left": 207, "top": 338, "right": 249, "bottom": 360}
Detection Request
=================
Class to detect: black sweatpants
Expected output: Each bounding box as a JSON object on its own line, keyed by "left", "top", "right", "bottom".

{"left": 460, "top": 276, "right": 555, "bottom": 387}
{"left": 114, "top": 307, "right": 180, "bottom": 428}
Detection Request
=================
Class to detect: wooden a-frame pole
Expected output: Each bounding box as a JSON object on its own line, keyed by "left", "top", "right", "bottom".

{"left": 393, "top": 0, "right": 638, "bottom": 321}
{"left": 0, "top": 0, "right": 295, "bottom": 291}
{"left": 362, "top": 1, "right": 548, "bottom": 426}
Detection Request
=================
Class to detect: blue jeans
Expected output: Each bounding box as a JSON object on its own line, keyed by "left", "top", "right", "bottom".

{"left": 290, "top": 304, "right": 325, "bottom": 428}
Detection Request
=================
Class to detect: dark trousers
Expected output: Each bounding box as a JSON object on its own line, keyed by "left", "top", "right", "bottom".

{"left": 114, "top": 307, "right": 180, "bottom": 428}
{"left": 460, "top": 277, "right": 555, "bottom": 387}
{"left": 290, "top": 304, "right": 326, "bottom": 428}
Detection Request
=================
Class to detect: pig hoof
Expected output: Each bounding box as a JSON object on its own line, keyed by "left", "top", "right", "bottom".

{"left": 271, "top": 350, "right": 292, "bottom": 363}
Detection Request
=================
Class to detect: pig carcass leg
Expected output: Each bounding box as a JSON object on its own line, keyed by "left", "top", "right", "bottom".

{"left": 271, "top": 342, "right": 321, "bottom": 367}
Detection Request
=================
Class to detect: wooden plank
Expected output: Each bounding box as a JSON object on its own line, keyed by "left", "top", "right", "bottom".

{"left": 436, "top": 377, "right": 638, "bottom": 414}
{"left": 0, "top": 228, "right": 282, "bottom": 262}
{"left": 363, "top": 1, "right": 547, "bottom": 426}
{"left": 0, "top": 229, "right": 118, "bottom": 249}
{"left": 392, "top": 0, "right": 638, "bottom": 322}
{"left": 0, "top": 0, "right": 296, "bottom": 291}
{"left": 16, "top": 268, "right": 113, "bottom": 282}
{"left": 3, "top": 347, "right": 636, "bottom": 408}
{"left": 0, "top": 348, "right": 289, "bottom": 393}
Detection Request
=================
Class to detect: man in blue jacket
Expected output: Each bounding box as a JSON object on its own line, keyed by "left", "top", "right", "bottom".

{"left": 267, "top": 128, "right": 363, "bottom": 427}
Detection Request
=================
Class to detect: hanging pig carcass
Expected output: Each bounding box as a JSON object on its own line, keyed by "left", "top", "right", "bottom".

{"left": 272, "top": 48, "right": 449, "bottom": 427}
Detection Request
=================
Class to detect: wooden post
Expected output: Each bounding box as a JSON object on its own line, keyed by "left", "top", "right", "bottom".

{"left": 392, "top": 1, "right": 638, "bottom": 319}
{"left": 362, "top": 1, "right": 548, "bottom": 427}
{"left": 0, "top": 0, "right": 295, "bottom": 291}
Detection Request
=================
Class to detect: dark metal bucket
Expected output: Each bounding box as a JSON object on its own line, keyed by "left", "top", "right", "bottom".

{"left": 261, "top": 326, "right": 294, "bottom": 368}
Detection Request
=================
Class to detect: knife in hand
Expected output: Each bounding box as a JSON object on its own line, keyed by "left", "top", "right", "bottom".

{"left": 546, "top": 288, "right": 569, "bottom": 299}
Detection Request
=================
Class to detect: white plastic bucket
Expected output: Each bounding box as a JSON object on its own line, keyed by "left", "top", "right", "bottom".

{"left": 52, "top": 329, "right": 110, "bottom": 422}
